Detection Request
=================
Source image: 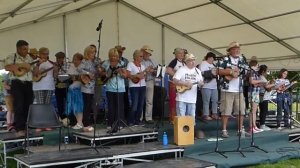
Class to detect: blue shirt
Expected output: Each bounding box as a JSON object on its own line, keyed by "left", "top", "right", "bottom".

{"left": 102, "top": 60, "right": 126, "bottom": 92}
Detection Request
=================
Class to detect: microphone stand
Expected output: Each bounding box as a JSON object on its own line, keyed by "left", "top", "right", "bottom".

{"left": 242, "top": 67, "right": 267, "bottom": 153}
{"left": 199, "top": 58, "right": 227, "bottom": 158}
{"left": 155, "top": 65, "right": 165, "bottom": 130}
{"left": 107, "top": 69, "right": 131, "bottom": 134}
{"left": 222, "top": 58, "right": 254, "bottom": 157}
{"left": 91, "top": 19, "right": 103, "bottom": 153}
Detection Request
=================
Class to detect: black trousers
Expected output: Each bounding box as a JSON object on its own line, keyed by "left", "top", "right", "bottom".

{"left": 55, "top": 87, "right": 67, "bottom": 119}
{"left": 124, "top": 86, "right": 130, "bottom": 119}
{"left": 107, "top": 92, "right": 125, "bottom": 127}
{"left": 11, "top": 80, "right": 33, "bottom": 131}
{"left": 259, "top": 100, "right": 268, "bottom": 126}
{"left": 82, "top": 93, "right": 94, "bottom": 127}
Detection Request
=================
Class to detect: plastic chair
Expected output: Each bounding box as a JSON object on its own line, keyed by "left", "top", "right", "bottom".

{"left": 25, "top": 104, "right": 62, "bottom": 153}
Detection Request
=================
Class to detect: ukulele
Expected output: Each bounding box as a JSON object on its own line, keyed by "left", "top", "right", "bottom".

{"left": 80, "top": 71, "right": 94, "bottom": 85}
{"left": 102, "top": 65, "right": 127, "bottom": 84}
{"left": 129, "top": 66, "right": 153, "bottom": 84}
{"left": 223, "top": 68, "right": 240, "bottom": 81}
{"left": 32, "top": 66, "right": 54, "bottom": 82}
{"left": 175, "top": 82, "right": 198, "bottom": 93}
{"left": 277, "top": 81, "right": 297, "bottom": 93}
{"left": 10, "top": 60, "right": 39, "bottom": 77}
{"left": 130, "top": 70, "right": 146, "bottom": 84}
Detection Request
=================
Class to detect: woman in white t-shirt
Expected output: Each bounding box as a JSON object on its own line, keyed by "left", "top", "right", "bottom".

{"left": 275, "top": 68, "right": 296, "bottom": 129}
{"left": 32, "top": 47, "right": 55, "bottom": 132}
{"left": 127, "top": 50, "right": 146, "bottom": 126}
{"left": 32, "top": 47, "right": 55, "bottom": 104}
{"left": 199, "top": 52, "right": 218, "bottom": 120}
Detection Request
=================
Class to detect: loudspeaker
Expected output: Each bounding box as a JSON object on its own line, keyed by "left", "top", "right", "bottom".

{"left": 174, "top": 116, "right": 194, "bottom": 145}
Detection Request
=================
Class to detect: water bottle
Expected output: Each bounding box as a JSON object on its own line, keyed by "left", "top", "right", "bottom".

{"left": 162, "top": 132, "right": 168, "bottom": 146}
{"left": 64, "top": 135, "right": 69, "bottom": 144}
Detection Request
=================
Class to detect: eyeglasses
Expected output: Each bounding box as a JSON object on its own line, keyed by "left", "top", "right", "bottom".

{"left": 41, "top": 53, "right": 49, "bottom": 55}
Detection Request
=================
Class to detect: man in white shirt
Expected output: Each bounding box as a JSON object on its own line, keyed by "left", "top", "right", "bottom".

{"left": 219, "top": 42, "right": 250, "bottom": 138}
{"left": 173, "top": 53, "right": 204, "bottom": 125}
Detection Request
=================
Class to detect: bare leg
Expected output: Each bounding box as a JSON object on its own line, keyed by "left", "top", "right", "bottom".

{"left": 75, "top": 113, "right": 83, "bottom": 125}
{"left": 222, "top": 115, "right": 228, "bottom": 131}
{"left": 239, "top": 115, "right": 244, "bottom": 131}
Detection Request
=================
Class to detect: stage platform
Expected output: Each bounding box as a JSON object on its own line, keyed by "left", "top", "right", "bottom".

{"left": 14, "top": 142, "right": 184, "bottom": 168}
{"left": 182, "top": 119, "right": 300, "bottom": 168}
{"left": 73, "top": 125, "right": 158, "bottom": 145}
{"left": 124, "top": 158, "right": 216, "bottom": 168}
{"left": 279, "top": 127, "right": 300, "bottom": 142}
{"left": 0, "top": 132, "right": 43, "bottom": 168}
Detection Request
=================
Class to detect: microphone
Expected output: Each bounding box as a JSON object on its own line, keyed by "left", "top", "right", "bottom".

{"left": 96, "top": 19, "right": 103, "bottom": 31}
{"left": 214, "top": 56, "right": 224, "bottom": 60}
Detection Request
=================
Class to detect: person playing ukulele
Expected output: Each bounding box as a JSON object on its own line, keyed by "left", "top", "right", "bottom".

{"left": 4, "top": 40, "right": 34, "bottom": 136}
{"left": 275, "top": 68, "right": 296, "bottom": 129}
{"left": 173, "top": 53, "right": 204, "bottom": 125}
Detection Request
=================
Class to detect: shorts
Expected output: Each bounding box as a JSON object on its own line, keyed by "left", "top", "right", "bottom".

{"left": 220, "top": 92, "right": 245, "bottom": 116}
{"left": 251, "top": 92, "right": 260, "bottom": 104}
{"left": 4, "top": 95, "right": 14, "bottom": 112}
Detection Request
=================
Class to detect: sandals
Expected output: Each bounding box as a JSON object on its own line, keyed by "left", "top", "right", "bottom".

{"left": 203, "top": 116, "right": 213, "bottom": 121}
{"left": 7, "top": 123, "right": 16, "bottom": 132}
{"left": 211, "top": 114, "right": 220, "bottom": 120}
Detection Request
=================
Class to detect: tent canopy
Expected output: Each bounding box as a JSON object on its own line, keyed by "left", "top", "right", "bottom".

{"left": 0, "top": 0, "right": 300, "bottom": 70}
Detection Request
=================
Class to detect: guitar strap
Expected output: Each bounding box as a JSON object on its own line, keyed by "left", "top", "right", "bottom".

{"left": 195, "top": 67, "right": 200, "bottom": 75}
{"left": 13, "top": 53, "right": 17, "bottom": 65}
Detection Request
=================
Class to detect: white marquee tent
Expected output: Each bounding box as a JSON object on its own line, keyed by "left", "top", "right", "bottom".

{"left": 0, "top": 0, "right": 300, "bottom": 70}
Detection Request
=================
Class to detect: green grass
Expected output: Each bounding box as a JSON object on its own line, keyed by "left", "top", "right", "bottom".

{"left": 268, "top": 102, "right": 300, "bottom": 120}
{"left": 249, "top": 158, "right": 300, "bottom": 168}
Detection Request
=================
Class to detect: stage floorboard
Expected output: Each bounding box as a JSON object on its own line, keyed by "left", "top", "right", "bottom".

{"left": 73, "top": 125, "right": 158, "bottom": 144}
{"left": 15, "top": 142, "right": 184, "bottom": 167}
{"left": 124, "top": 158, "right": 216, "bottom": 168}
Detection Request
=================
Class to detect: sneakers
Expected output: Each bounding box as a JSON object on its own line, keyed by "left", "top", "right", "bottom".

{"left": 61, "top": 118, "right": 68, "bottom": 127}
{"left": 83, "top": 126, "right": 94, "bottom": 132}
{"left": 145, "top": 120, "right": 154, "bottom": 124}
{"left": 72, "top": 123, "right": 83, "bottom": 130}
{"left": 254, "top": 127, "right": 264, "bottom": 132}
{"left": 248, "top": 127, "right": 263, "bottom": 134}
{"left": 221, "top": 130, "right": 229, "bottom": 138}
{"left": 260, "top": 125, "right": 271, "bottom": 131}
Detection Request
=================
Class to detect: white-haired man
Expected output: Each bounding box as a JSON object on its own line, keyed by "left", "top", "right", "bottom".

{"left": 172, "top": 53, "right": 203, "bottom": 124}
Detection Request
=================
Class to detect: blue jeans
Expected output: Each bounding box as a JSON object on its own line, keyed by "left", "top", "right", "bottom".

{"left": 129, "top": 87, "right": 146, "bottom": 125}
{"left": 201, "top": 88, "right": 218, "bottom": 116}
{"left": 276, "top": 93, "right": 291, "bottom": 127}
{"left": 176, "top": 101, "right": 196, "bottom": 125}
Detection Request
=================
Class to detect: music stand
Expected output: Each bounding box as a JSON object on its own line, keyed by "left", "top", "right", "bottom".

{"left": 154, "top": 65, "right": 166, "bottom": 130}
